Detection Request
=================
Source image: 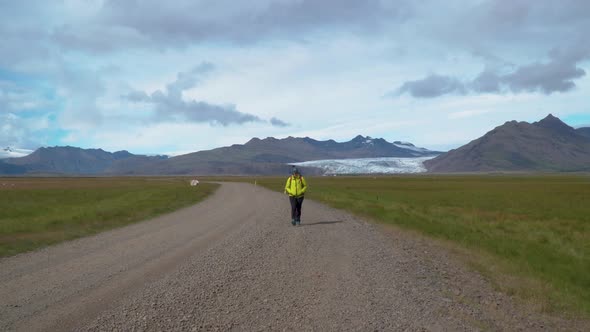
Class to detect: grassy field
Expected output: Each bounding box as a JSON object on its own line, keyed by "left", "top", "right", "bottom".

{"left": 0, "top": 177, "right": 218, "bottom": 257}
{"left": 251, "top": 175, "right": 590, "bottom": 316}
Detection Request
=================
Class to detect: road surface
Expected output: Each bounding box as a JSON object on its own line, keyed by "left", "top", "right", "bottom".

{"left": 0, "top": 182, "right": 584, "bottom": 331}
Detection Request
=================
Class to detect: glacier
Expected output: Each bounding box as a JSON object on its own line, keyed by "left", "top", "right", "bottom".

{"left": 292, "top": 156, "right": 437, "bottom": 175}
{"left": 0, "top": 147, "right": 34, "bottom": 159}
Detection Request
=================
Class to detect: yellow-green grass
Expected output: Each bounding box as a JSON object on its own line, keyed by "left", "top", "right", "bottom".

{"left": 0, "top": 177, "right": 218, "bottom": 257}
{"left": 251, "top": 175, "right": 590, "bottom": 317}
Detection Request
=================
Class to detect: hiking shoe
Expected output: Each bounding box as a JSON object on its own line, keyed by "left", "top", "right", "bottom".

{"left": 296, "top": 221, "right": 301, "bottom": 226}
{"left": 291, "top": 219, "right": 296, "bottom": 226}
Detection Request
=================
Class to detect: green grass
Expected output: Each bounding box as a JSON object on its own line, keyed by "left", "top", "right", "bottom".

{"left": 251, "top": 175, "right": 590, "bottom": 317}
{"left": 0, "top": 177, "right": 218, "bottom": 257}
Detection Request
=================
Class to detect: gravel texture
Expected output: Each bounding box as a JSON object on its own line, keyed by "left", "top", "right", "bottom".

{"left": 0, "top": 182, "right": 586, "bottom": 331}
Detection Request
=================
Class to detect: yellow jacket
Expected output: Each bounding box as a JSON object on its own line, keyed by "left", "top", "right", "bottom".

{"left": 284, "top": 175, "right": 307, "bottom": 197}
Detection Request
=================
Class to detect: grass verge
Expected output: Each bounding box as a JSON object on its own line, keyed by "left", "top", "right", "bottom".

{"left": 0, "top": 177, "right": 218, "bottom": 257}
{"left": 249, "top": 175, "right": 590, "bottom": 317}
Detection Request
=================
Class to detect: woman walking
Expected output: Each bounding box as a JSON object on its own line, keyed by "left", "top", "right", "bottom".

{"left": 284, "top": 167, "right": 307, "bottom": 226}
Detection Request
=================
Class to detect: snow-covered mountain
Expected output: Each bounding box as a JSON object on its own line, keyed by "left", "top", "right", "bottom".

{"left": 292, "top": 156, "right": 436, "bottom": 175}
{"left": 0, "top": 135, "right": 440, "bottom": 175}
{"left": 1, "top": 147, "right": 34, "bottom": 159}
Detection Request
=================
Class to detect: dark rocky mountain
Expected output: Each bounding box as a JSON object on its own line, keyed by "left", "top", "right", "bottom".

{"left": 0, "top": 161, "right": 27, "bottom": 175}
{"left": 0, "top": 136, "right": 439, "bottom": 176}
{"left": 110, "top": 135, "right": 440, "bottom": 175}
{"left": 424, "top": 114, "right": 590, "bottom": 172}
{"left": 1, "top": 146, "right": 167, "bottom": 175}
{"left": 576, "top": 127, "right": 590, "bottom": 139}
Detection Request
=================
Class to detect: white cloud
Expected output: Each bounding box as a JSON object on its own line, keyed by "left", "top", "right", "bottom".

{"left": 1, "top": 0, "right": 589, "bottom": 155}
{"left": 0, "top": 147, "right": 34, "bottom": 159}
{"left": 0, "top": 113, "right": 41, "bottom": 149}
{"left": 448, "top": 109, "right": 490, "bottom": 119}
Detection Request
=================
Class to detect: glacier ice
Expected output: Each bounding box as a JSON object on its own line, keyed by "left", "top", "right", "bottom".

{"left": 292, "top": 156, "right": 436, "bottom": 175}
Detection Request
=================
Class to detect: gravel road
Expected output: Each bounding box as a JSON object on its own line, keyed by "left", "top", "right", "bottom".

{"left": 0, "top": 182, "right": 586, "bottom": 331}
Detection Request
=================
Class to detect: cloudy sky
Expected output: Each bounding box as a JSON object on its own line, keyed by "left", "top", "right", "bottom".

{"left": 1, "top": 0, "right": 589, "bottom": 155}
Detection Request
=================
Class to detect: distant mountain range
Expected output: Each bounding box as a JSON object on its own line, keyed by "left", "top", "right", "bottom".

{"left": 0, "top": 136, "right": 440, "bottom": 176}
{"left": 424, "top": 114, "right": 590, "bottom": 172}
{"left": 0, "top": 146, "right": 167, "bottom": 175}
{"left": 3, "top": 115, "right": 588, "bottom": 175}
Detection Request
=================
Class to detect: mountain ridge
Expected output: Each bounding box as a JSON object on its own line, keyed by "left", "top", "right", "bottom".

{"left": 4, "top": 116, "right": 589, "bottom": 175}
{"left": 0, "top": 136, "right": 439, "bottom": 176}
{"left": 109, "top": 135, "right": 440, "bottom": 175}
{"left": 1, "top": 146, "right": 168, "bottom": 175}
{"left": 424, "top": 114, "right": 590, "bottom": 172}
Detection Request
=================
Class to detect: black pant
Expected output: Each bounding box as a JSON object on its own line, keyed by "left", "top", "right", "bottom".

{"left": 289, "top": 196, "right": 304, "bottom": 221}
